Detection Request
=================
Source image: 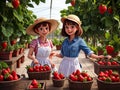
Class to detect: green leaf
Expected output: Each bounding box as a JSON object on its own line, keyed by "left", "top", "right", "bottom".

{"left": 2, "top": 25, "right": 13, "bottom": 37}
{"left": 0, "top": 62, "right": 9, "bottom": 70}
{"left": 6, "top": 2, "right": 13, "bottom": 8}
{"left": 114, "top": 15, "right": 120, "bottom": 29}
{"left": 105, "top": 17, "right": 113, "bottom": 27}
{"left": 1, "top": 15, "right": 7, "bottom": 22}
{"left": 66, "top": 0, "right": 71, "bottom": 4}
{"left": 27, "top": 3, "right": 34, "bottom": 8}
{"left": 13, "top": 10, "right": 23, "bottom": 22}
{"left": 105, "top": 32, "right": 110, "bottom": 39}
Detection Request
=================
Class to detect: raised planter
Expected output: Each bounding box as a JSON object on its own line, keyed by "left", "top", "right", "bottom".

{"left": 0, "top": 51, "right": 13, "bottom": 60}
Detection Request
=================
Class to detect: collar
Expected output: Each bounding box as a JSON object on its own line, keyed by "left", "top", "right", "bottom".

{"left": 67, "top": 36, "right": 78, "bottom": 42}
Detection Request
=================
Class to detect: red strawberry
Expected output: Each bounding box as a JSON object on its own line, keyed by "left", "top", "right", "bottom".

{"left": 11, "top": 70, "right": 17, "bottom": 76}
{"left": 106, "top": 45, "right": 114, "bottom": 55}
{"left": 75, "top": 69, "right": 81, "bottom": 75}
{"left": 31, "top": 79, "right": 38, "bottom": 86}
{"left": 0, "top": 75, "right": 4, "bottom": 81}
{"left": 69, "top": 74, "right": 77, "bottom": 81}
{"left": 59, "top": 73, "right": 64, "bottom": 79}
{"left": 12, "top": 0, "right": 20, "bottom": 9}
{"left": 6, "top": 67, "right": 11, "bottom": 73}
{"left": 28, "top": 67, "right": 34, "bottom": 72}
{"left": 29, "top": 85, "right": 34, "bottom": 89}
{"left": 98, "top": 4, "right": 107, "bottom": 14}
{"left": 1, "top": 41, "right": 7, "bottom": 49}
{"left": 13, "top": 75, "right": 19, "bottom": 80}
{"left": 8, "top": 74, "right": 14, "bottom": 81}
{"left": 70, "top": 0, "right": 75, "bottom": 6}
{"left": 107, "top": 7, "right": 113, "bottom": 14}
{"left": 44, "top": 65, "right": 51, "bottom": 71}
{"left": 2, "top": 69, "right": 9, "bottom": 75}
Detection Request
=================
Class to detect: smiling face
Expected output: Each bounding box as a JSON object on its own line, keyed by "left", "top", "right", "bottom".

{"left": 34, "top": 22, "right": 51, "bottom": 37}
{"left": 65, "top": 22, "right": 78, "bottom": 37}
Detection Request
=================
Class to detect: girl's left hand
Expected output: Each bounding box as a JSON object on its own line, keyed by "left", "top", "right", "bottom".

{"left": 98, "top": 55, "right": 105, "bottom": 59}
{"left": 51, "top": 63, "right": 55, "bottom": 68}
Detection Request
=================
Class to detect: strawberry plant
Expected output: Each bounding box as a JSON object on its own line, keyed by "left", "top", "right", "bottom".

{"left": 63, "top": 0, "right": 120, "bottom": 49}
{"left": 0, "top": 0, "right": 45, "bottom": 52}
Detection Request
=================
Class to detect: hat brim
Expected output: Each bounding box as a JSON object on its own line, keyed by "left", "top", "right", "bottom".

{"left": 26, "top": 18, "right": 59, "bottom": 36}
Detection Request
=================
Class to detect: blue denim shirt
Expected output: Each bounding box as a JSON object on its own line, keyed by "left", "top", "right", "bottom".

{"left": 61, "top": 37, "right": 93, "bottom": 57}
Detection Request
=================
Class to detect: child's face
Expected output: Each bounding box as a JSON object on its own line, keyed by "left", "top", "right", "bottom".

{"left": 35, "top": 24, "right": 50, "bottom": 37}
{"left": 65, "top": 23, "right": 78, "bottom": 36}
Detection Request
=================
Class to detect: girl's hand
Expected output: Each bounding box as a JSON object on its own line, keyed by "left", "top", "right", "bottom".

{"left": 33, "top": 59, "right": 39, "bottom": 64}
{"left": 104, "top": 55, "right": 112, "bottom": 60}
{"left": 49, "top": 51, "right": 57, "bottom": 59}
{"left": 97, "top": 55, "right": 105, "bottom": 59}
{"left": 51, "top": 63, "right": 55, "bottom": 68}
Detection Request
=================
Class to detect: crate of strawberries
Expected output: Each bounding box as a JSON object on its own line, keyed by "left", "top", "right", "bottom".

{"left": 94, "top": 59, "right": 120, "bottom": 75}
{"left": 52, "top": 71, "right": 65, "bottom": 87}
{"left": 26, "top": 79, "right": 46, "bottom": 90}
{"left": 68, "top": 69, "right": 93, "bottom": 90}
{"left": 26, "top": 64, "right": 51, "bottom": 80}
{"left": 97, "top": 69, "right": 120, "bottom": 90}
{"left": 0, "top": 62, "right": 21, "bottom": 90}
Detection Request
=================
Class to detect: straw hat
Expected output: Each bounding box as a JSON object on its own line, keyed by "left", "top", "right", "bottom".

{"left": 26, "top": 17, "right": 59, "bottom": 36}
{"left": 61, "top": 14, "right": 83, "bottom": 35}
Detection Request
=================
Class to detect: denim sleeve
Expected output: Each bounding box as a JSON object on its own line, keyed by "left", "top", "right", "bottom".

{"left": 80, "top": 39, "right": 94, "bottom": 56}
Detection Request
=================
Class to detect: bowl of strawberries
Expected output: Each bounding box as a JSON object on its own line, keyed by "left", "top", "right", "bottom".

{"left": 97, "top": 69, "right": 120, "bottom": 90}
{"left": 0, "top": 62, "right": 21, "bottom": 90}
{"left": 26, "top": 64, "right": 51, "bottom": 80}
{"left": 52, "top": 71, "right": 66, "bottom": 87}
{"left": 68, "top": 69, "right": 93, "bottom": 90}
{"left": 26, "top": 79, "right": 46, "bottom": 90}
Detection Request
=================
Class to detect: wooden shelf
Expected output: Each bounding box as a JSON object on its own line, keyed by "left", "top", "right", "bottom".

{"left": 0, "top": 53, "right": 24, "bottom": 71}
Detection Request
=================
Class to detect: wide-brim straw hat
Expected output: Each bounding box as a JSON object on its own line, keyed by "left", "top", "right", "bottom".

{"left": 61, "top": 14, "right": 83, "bottom": 36}
{"left": 26, "top": 17, "right": 59, "bottom": 36}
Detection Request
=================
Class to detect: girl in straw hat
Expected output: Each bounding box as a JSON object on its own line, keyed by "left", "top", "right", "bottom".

{"left": 26, "top": 17, "right": 59, "bottom": 70}
{"left": 54, "top": 14, "right": 111, "bottom": 77}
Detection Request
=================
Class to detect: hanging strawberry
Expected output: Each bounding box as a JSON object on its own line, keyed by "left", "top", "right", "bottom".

{"left": 98, "top": 4, "right": 107, "bottom": 14}
{"left": 12, "top": 0, "right": 20, "bottom": 9}
{"left": 107, "top": 7, "right": 113, "bottom": 14}
{"left": 1, "top": 41, "right": 7, "bottom": 49}
{"left": 70, "top": 0, "right": 76, "bottom": 7}
{"left": 106, "top": 45, "right": 114, "bottom": 55}
{"left": 10, "top": 40, "right": 17, "bottom": 45}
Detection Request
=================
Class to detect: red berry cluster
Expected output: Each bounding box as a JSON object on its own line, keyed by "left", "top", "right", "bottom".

{"left": 97, "top": 60, "right": 119, "bottom": 66}
{"left": 98, "top": 4, "right": 113, "bottom": 14}
{"left": 26, "top": 64, "right": 51, "bottom": 72}
{"left": 69, "top": 69, "right": 93, "bottom": 82}
{"left": 52, "top": 71, "right": 65, "bottom": 80}
{"left": 29, "top": 79, "right": 43, "bottom": 89}
{"left": 98, "top": 70, "right": 120, "bottom": 82}
{"left": 0, "top": 67, "right": 19, "bottom": 81}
